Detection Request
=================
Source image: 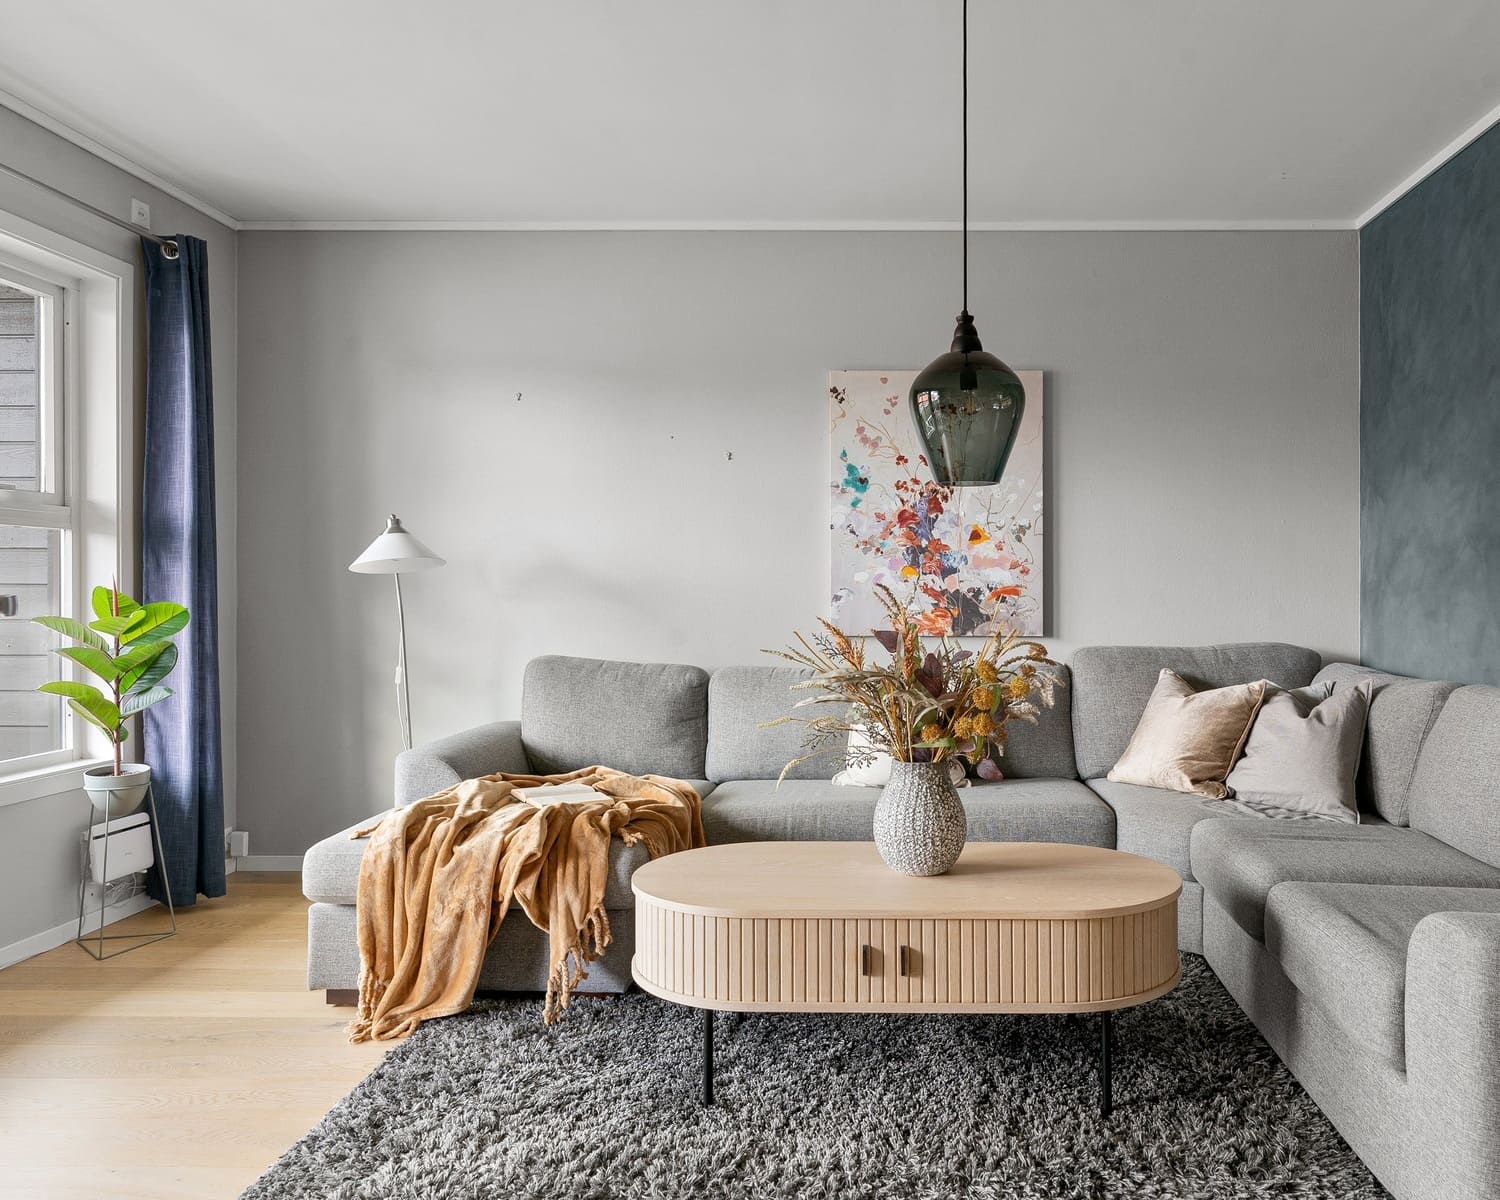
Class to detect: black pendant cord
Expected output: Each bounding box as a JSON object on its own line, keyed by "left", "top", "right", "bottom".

{"left": 961, "top": 0, "right": 968, "bottom": 317}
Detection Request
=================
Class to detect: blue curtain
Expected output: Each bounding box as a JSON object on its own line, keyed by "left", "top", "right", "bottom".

{"left": 141, "top": 235, "right": 225, "bottom": 907}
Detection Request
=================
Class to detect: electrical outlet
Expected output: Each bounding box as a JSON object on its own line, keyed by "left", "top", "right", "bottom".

{"left": 229, "top": 830, "right": 250, "bottom": 858}
{"left": 129, "top": 197, "right": 151, "bottom": 229}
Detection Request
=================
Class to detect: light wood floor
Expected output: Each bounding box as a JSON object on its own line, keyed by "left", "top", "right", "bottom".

{"left": 0, "top": 873, "right": 387, "bottom": 1200}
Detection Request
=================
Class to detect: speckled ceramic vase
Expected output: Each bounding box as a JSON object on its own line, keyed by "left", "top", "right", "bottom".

{"left": 873, "top": 761, "right": 967, "bottom": 876}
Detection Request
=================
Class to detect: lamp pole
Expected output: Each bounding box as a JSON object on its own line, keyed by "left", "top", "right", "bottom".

{"left": 393, "top": 571, "right": 412, "bottom": 751}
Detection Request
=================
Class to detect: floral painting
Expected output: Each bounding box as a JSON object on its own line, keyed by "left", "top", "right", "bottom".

{"left": 830, "top": 369, "right": 1044, "bottom": 637}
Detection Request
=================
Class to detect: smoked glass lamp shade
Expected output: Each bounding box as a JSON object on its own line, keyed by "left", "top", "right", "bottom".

{"left": 908, "top": 313, "right": 1026, "bottom": 487}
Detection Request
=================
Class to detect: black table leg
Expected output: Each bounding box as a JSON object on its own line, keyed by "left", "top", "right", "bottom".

{"left": 702, "top": 1007, "right": 715, "bottom": 1106}
{"left": 1099, "top": 1010, "right": 1113, "bottom": 1120}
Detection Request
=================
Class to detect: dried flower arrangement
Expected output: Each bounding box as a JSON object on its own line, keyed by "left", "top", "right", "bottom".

{"left": 764, "top": 585, "right": 1061, "bottom": 783}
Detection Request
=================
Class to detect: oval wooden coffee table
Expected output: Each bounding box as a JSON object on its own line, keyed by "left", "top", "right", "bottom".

{"left": 632, "top": 841, "right": 1181, "bottom": 1115}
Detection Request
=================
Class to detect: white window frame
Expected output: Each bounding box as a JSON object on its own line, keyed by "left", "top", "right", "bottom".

{"left": 0, "top": 261, "right": 65, "bottom": 502}
{"left": 0, "top": 206, "right": 135, "bottom": 806}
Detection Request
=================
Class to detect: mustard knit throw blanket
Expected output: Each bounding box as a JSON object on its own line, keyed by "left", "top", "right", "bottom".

{"left": 348, "top": 767, "right": 705, "bottom": 1042}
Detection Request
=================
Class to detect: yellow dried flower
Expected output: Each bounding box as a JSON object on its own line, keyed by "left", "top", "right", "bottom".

{"left": 921, "top": 723, "right": 944, "bottom": 743}
{"left": 972, "top": 712, "right": 995, "bottom": 737}
{"left": 975, "top": 659, "right": 999, "bottom": 683}
{"left": 953, "top": 715, "right": 975, "bottom": 738}
{"left": 971, "top": 686, "right": 995, "bottom": 710}
{"left": 1007, "top": 676, "right": 1032, "bottom": 700}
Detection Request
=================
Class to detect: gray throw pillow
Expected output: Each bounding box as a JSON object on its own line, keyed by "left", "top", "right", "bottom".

{"left": 1225, "top": 680, "right": 1372, "bottom": 823}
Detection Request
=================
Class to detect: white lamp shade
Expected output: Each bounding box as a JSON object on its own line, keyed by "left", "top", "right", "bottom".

{"left": 349, "top": 515, "right": 445, "bottom": 574}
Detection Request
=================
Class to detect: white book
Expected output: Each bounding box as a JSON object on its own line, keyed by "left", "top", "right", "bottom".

{"left": 513, "top": 782, "right": 601, "bottom": 808}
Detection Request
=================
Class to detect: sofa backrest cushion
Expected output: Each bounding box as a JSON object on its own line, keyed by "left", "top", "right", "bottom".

{"left": 706, "top": 666, "right": 837, "bottom": 782}
{"left": 1407, "top": 684, "right": 1500, "bottom": 867}
{"left": 521, "top": 655, "right": 709, "bottom": 780}
{"left": 1313, "top": 661, "right": 1458, "bottom": 825}
{"left": 1070, "top": 642, "right": 1321, "bottom": 780}
{"left": 997, "top": 664, "right": 1077, "bottom": 779}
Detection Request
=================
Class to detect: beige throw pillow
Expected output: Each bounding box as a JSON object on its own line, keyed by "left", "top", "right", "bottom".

{"left": 1107, "top": 669, "right": 1267, "bottom": 799}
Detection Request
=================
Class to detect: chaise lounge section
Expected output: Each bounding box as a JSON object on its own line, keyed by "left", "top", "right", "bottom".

{"left": 1197, "top": 671, "right": 1500, "bottom": 1200}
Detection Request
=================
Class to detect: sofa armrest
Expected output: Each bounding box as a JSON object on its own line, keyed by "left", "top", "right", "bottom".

{"left": 393, "top": 720, "right": 529, "bottom": 807}
{"left": 1405, "top": 911, "right": 1500, "bottom": 1200}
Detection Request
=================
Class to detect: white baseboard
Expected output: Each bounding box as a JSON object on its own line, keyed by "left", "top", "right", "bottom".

{"left": 236, "top": 854, "right": 303, "bottom": 873}
{"left": 0, "top": 892, "right": 159, "bottom": 970}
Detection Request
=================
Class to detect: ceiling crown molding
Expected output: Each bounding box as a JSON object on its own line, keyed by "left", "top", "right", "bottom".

{"left": 236, "top": 218, "right": 1356, "bottom": 232}
{"left": 0, "top": 87, "right": 239, "bottom": 230}
{"left": 3, "top": 80, "right": 1495, "bottom": 236}
{"left": 1355, "top": 99, "right": 1500, "bottom": 228}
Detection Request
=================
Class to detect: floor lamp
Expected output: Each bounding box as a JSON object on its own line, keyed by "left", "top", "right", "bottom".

{"left": 349, "top": 515, "right": 445, "bottom": 751}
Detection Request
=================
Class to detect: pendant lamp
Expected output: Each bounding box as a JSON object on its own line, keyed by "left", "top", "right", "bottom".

{"left": 908, "top": 0, "right": 1026, "bottom": 487}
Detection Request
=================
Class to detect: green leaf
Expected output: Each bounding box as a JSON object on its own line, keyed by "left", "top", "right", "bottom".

{"left": 91, "top": 586, "right": 141, "bottom": 622}
{"left": 40, "top": 681, "right": 121, "bottom": 732}
{"left": 32, "top": 616, "right": 107, "bottom": 652}
{"left": 56, "top": 645, "right": 121, "bottom": 683}
{"left": 67, "top": 699, "right": 113, "bottom": 736}
{"left": 120, "top": 602, "right": 189, "bottom": 645}
{"left": 116, "top": 641, "right": 177, "bottom": 694}
{"left": 64, "top": 700, "right": 129, "bottom": 742}
{"left": 91, "top": 610, "right": 148, "bottom": 639}
{"left": 135, "top": 647, "right": 178, "bottom": 691}
{"left": 120, "top": 642, "right": 178, "bottom": 690}
{"left": 121, "top": 685, "right": 173, "bottom": 717}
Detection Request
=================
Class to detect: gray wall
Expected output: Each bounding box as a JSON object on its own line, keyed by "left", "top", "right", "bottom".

{"left": 0, "top": 106, "right": 237, "bottom": 952}
{"left": 1361, "top": 122, "right": 1500, "bottom": 684}
{"left": 237, "top": 229, "right": 1359, "bottom": 855}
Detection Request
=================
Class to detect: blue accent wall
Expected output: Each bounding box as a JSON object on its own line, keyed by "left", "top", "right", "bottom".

{"left": 1361, "top": 122, "right": 1500, "bottom": 683}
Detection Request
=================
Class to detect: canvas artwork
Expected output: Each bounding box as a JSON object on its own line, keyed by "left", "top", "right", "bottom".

{"left": 829, "top": 369, "right": 1044, "bottom": 637}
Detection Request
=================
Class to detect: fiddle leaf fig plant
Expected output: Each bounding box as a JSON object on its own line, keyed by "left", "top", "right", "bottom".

{"left": 33, "top": 585, "right": 189, "bottom": 776}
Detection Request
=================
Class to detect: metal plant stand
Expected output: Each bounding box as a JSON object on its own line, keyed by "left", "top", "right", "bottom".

{"left": 76, "top": 782, "right": 177, "bottom": 960}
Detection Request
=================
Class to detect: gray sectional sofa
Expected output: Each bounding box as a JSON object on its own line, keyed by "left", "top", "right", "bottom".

{"left": 302, "top": 645, "right": 1500, "bottom": 1200}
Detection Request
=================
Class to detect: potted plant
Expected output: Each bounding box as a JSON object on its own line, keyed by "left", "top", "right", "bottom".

{"left": 33, "top": 585, "right": 189, "bottom": 819}
{"left": 767, "top": 585, "right": 1060, "bottom": 876}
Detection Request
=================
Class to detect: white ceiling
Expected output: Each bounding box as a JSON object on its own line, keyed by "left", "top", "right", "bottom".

{"left": 2, "top": 1, "right": 1498, "bottom": 229}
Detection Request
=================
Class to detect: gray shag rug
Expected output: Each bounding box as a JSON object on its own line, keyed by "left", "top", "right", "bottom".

{"left": 243, "top": 956, "right": 1390, "bottom": 1199}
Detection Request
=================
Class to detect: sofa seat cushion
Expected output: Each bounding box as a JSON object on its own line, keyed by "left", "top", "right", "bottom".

{"left": 1088, "top": 779, "right": 1250, "bottom": 880}
{"left": 1265, "top": 883, "right": 1500, "bottom": 1063}
{"left": 299, "top": 788, "right": 718, "bottom": 908}
{"left": 701, "top": 778, "right": 1114, "bottom": 846}
{"left": 1192, "top": 819, "right": 1500, "bottom": 942}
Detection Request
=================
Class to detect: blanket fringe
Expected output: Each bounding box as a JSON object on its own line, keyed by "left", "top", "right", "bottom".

{"left": 542, "top": 906, "right": 613, "bottom": 1024}
{"left": 348, "top": 968, "right": 388, "bottom": 1043}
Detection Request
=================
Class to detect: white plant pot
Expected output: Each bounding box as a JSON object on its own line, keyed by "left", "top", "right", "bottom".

{"left": 83, "top": 763, "right": 152, "bottom": 821}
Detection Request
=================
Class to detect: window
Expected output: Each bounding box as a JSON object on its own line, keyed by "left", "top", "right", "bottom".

{"left": 0, "top": 265, "right": 71, "bottom": 772}
{"left": 0, "top": 210, "right": 133, "bottom": 800}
